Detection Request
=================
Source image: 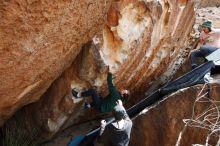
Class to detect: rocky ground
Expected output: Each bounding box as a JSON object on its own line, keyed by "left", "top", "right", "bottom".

{"left": 195, "top": 6, "right": 220, "bottom": 28}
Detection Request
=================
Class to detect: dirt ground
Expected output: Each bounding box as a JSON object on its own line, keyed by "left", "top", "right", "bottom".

{"left": 195, "top": 6, "right": 220, "bottom": 28}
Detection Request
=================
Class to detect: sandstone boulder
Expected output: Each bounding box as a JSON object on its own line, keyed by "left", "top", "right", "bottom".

{"left": 130, "top": 81, "right": 220, "bottom": 146}
{"left": 0, "top": 0, "right": 112, "bottom": 126}
{"left": 1, "top": 0, "right": 197, "bottom": 143}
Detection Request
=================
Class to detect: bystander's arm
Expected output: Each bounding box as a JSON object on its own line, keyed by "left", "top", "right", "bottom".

{"left": 99, "top": 120, "right": 106, "bottom": 136}
{"left": 95, "top": 120, "right": 109, "bottom": 146}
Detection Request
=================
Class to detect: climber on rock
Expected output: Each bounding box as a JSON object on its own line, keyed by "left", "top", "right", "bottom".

{"left": 72, "top": 67, "right": 130, "bottom": 113}
{"left": 191, "top": 20, "right": 220, "bottom": 69}
{"left": 94, "top": 100, "right": 132, "bottom": 146}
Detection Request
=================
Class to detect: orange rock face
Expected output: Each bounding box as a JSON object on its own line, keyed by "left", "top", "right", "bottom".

{"left": 0, "top": 0, "right": 112, "bottom": 126}
{"left": 1, "top": 0, "right": 196, "bottom": 143}
{"left": 130, "top": 82, "right": 220, "bottom": 146}
{"left": 97, "top": 0, "right": 195, "bottom": 100}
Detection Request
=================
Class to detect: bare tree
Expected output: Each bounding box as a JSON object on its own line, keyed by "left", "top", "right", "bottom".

{"left": 176, "top": 84, "right": 220, "bottom": 146}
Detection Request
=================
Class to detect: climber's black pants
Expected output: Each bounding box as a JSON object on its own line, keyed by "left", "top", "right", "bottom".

{"left": 81, "top": 89, "right": 102, "bottom": 111}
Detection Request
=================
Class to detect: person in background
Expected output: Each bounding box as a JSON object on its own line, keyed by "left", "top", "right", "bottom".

{"left": 95, "top": 100, "right": 132, "bottom": 146}
{"left": 191, "top": 20, "right": 220, "bottom": 69}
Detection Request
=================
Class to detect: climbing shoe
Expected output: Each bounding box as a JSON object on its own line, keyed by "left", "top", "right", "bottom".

{"left": 72, "top": 89, "right": 78, "bottom": 97}
{"left": 72, "top": 89, "right": 81, "bottom": 98}
{"left": 83, "top": 102, "right": 91, "bottom": 109}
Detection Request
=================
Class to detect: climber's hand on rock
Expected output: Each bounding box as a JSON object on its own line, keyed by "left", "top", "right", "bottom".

{"left": 106, "top": 65, "right": 110, "bottom": 73}
{"left": 100, "top": 65, "right": 109, "bottom": 74}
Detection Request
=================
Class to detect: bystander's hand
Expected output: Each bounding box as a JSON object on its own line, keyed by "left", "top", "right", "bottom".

{"left": 100, "top": 120, "right": 106, "bottom": 128}
{"left": 99, "top": 120, "right": 106, "bottom": 136}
